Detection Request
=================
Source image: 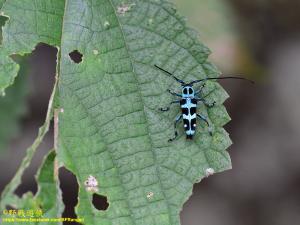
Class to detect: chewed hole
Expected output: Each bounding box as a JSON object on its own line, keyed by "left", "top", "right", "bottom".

{"left": 5, "top": 205, "right": 16, "bottom": 210}
{"left": 59, "top": 167, "right": 80, "bottom": 225}
{"left": 92, "top": 193, "right": 109, "bottom": 211}
{"left": 69, "top": 50, "right": 83, "bottom": 64}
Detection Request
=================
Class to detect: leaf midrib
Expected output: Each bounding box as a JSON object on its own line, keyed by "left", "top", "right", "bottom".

{"left": 107, "top": 0, "right": 174, "bottom": 223}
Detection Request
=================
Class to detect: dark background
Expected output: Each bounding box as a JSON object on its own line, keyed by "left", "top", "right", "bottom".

{"left": 1, "top": 0, "right": 300, "bottom": 224}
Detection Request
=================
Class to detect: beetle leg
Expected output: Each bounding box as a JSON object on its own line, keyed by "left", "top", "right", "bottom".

{"left": 167, "top": 89, "right": 182, "bottom": 97}
{"left": 168, "top": 114, "right": 183, "bottom": 142}
{"left": 197, "top": 113, "right": 212, "bottom": 136}
{"left": 195, "top": 83, "right": 206, "bottom": 95}
{"left": 195, "top": 98, "right": 216, "bottom": 108}
{"left": 160, "top": 100, "right": 180, "bottom": 111}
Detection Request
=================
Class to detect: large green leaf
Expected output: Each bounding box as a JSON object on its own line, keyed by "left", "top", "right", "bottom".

{"left": 0, "top": 0, "right": 232, "bottom": 224}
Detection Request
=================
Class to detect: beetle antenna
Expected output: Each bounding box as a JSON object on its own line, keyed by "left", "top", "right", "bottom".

{"left": 154, "top": 65, "right": 186, "bottom": 85}
{"left": 188, "top": 76, "right": 254, "bottom": 86}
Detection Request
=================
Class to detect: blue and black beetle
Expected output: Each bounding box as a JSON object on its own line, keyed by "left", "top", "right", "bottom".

{"left": 155, "top": 65, "right": 252, "bottom": 142}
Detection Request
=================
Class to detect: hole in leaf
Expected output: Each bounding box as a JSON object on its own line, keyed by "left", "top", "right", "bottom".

{"left": 59, "top": 167, "right": 81, "bottom": 225}
{"left": 14, "top": 177, "right": 38, "bottom": 197}
{"left": 0, "top": 44, "right": 57, "bottom": 206}
{"left": 69, "top": 50, "right": 83, "bottom": 64}
{"left": 11, "top": 44, "right": 57, "bottom": 198}
{"left": 5, "top": 205, "right": 16, "bottom": 210}
{"left": 93, "top": 194, "right": 109, "bottom": 211}
{"left": 92, "top": 193, "right": 109, "bottom": 211}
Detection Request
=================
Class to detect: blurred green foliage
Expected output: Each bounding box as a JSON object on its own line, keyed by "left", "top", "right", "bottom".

{"left": 172, "top": 0, "right": 240, "bottom": 72}
{"left": 0, "top": 57, "right": 28, "bottom": 153}
{"left": 173, "top": 0, "right": 264, "bottom": 79}
{"left": 172, "top": 0, "right": 236, "bottom": 43}
{"left": 0, "top": 13, "right": 28, "bottom": 153}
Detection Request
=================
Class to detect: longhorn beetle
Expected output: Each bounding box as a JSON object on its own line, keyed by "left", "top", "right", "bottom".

{"left": 154, "top": 65, "right": 253, "bottom": 142}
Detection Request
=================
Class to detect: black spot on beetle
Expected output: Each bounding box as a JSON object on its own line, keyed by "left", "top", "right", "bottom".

{"left": 186, "top": 135, "right": 193, "bottom": 139}
{"left": 190, "top": 107, "right": 196, "bottom": 115}
{"left": 191, "top": 99, "right": 197, "bottom": 104}
{"left": 182, "top": 107, "right": 189, "bottom": 115}
{"left": 183, "top": 119, "right": 189, "bottom": 130}
{"left": 191, "top": 118, "right": 196, "bottom": 130}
